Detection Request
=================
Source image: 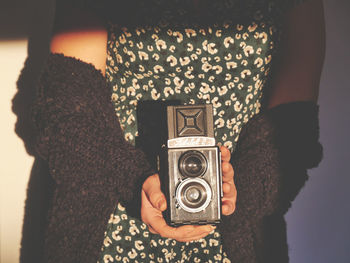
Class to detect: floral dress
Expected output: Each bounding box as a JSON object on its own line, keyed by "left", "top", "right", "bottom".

{"left": 98, "top": 0, "right": 305, "bottom": 262}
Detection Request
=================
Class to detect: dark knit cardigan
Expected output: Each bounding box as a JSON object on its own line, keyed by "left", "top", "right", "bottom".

{"left": 30, "top": 53, "right": 154, "bottom": 263}
{"left": 22, "top": 53, "right": 322, "bottom": 263}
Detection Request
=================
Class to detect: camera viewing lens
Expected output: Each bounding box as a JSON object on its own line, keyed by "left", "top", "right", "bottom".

{"left": 179, "top": 150, "right": 207, "bottom": 177}
{"left": 184, "top": 156, "right": 203, "bottom": 175}
{"left": 176, "top": 178, "right": 212, "bottom": 213}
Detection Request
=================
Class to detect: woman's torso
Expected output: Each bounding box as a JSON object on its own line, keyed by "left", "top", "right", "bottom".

{"left": 105, "top": 0, "right": 285, "bottom": 150}
{"left": 98, "top": 1, "right": 299, "bottom": 262}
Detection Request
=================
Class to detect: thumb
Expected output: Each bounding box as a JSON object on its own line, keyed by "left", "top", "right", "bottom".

{"left": 142, "top": 174, "right": 167, "bottom": 211}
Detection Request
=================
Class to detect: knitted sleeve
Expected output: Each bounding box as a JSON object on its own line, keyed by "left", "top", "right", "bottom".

{"left": 32, "top": 53, "right": 154, "bottom": 263}
{"left": 219, "top": 101, "right": 323, "bottom": 261}
{"left": 233, "top": 102, "right": 322, "bottom": 218}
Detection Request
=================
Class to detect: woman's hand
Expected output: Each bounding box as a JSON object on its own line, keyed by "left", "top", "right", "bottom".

{"left": 141, "top": 174, "right": 216, "bottom": 242}
{"left": 141, "top": 146, "right": 236, "bottom": 241}
{"left": 220, "top": 146, "right": 237, "bottom": 215}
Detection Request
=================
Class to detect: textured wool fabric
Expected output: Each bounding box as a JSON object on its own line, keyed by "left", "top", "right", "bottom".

{"left": 31, "top": 53, "right": 154, "bottom": 263}
{"left": 219, "top": 101, "right": 323, "bottom": 262}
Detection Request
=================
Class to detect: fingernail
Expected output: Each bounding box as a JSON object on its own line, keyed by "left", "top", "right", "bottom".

{"left": 208, "top": 225, "right": 216, "bottom": 231}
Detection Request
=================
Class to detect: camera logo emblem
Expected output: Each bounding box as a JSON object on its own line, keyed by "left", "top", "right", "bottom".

{"left": 176, "top": 109, "right": 206, "bottom": 137}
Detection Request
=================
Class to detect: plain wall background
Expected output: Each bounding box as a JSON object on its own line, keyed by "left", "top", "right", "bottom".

{"left": 286, "top": 1, "right": 350, "bottom": 262}
{"left": 1, "top": 0, "right": 349, "bottom": 262}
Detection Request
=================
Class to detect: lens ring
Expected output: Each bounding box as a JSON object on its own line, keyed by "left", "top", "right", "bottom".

{"left": 178, "top": 150, "right": 207, "bottom": 177}
{"left": 176, "top": 178, "right": 212, "bottom": 213}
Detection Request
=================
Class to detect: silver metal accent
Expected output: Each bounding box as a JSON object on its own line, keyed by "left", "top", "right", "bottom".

{"left": 168, "top": 137, "right": 216, "bottom": 148}
{"left": 176, "top": 178, "right": 212, "bottom": 213}
{"left": 218, "top": 150, "right": 223, "bottom": 198}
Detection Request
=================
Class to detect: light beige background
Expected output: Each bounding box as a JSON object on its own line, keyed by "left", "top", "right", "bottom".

{"left": 0, "top": 39, "right": 33, "bottom": 263}
{"left": 1, "top": 0, "right": 54, "bottom": 261}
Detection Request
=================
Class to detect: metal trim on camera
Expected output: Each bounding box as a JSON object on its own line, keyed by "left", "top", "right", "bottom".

{"left": 176, "top": 177, "right": 212, "bottom": 213}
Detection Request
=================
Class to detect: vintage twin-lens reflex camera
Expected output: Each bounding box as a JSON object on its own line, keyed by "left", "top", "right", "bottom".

{"left": 161, "top": 104, "right": 223, "bottom": 226}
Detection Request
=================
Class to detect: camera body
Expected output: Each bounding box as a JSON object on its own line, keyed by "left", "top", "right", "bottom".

{"left": 162, "top": 104, "right": 222, "bottom": 225}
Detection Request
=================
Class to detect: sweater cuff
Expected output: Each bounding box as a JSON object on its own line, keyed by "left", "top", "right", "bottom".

{"left": 220, "top": 101, "right": 323, "bottom": 260}
{"left": 231, "top": 100, "right": 323, "bottom": 219}
{"left": 263, "top": 101, "right": 323, "bottom": 169}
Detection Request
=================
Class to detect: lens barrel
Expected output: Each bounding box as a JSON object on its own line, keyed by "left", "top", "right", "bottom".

{"left": 176, "top": 178, "right": 212, "bottom": 213}
{"left": 178, "top": 150, "right": 207, "bottom": 177}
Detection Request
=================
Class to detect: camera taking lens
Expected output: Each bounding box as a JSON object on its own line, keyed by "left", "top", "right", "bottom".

{"left": 176, "top": 178, "right": 212, "bottom": 213}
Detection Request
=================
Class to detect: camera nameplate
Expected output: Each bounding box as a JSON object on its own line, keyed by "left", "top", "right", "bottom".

{"left": 168, "top": 136, "right": 216, "bottom": 148}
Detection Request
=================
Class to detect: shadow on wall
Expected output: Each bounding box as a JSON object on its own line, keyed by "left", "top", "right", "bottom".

{"left": 2, "top": 0, "right": 55, "bottom": 262}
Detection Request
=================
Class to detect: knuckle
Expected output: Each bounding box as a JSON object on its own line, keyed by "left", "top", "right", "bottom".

{"left": 144, "top": 174, "right": 158, "bottom": 188}
{"left": 150, "top": 174, "right": 158, "bottom": 180}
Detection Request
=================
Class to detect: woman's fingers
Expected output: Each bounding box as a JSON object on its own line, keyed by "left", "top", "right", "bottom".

{"left": 220, "top": 146, "right": 231, "bottom": 162}
{"left": 148, "top": 216, "right": 215, "bottom": 242}
{"left": 141, "top": 175, "right": 215, "bottom": 242}
{"left": 142, "top": 174, "right": 167, "bottom": 211}
{"left": 221, "top": 161, "right": 234, "bottom": 183}
{"left": 147, "top": 224, "right": 158, "bottom": 234}
{"left": 222, "top": 199, "right": 236, "bottom": 215}
{"left": 141, "top": 189, "right": 161, "bottom": 222}
{"left": 220, "top": 146, "right": 237, "bottom": 216}
{"left": 169, "top": 225, "right": 216, "bottom": 242}
{"left": 222, "top": 182, "right": 232, "bottom": 195}
{"left": 141, "top": 189, "right": 214, "bottom": 241}
{"left": 222, "top": 181, "right": 237, "bottom": 216}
